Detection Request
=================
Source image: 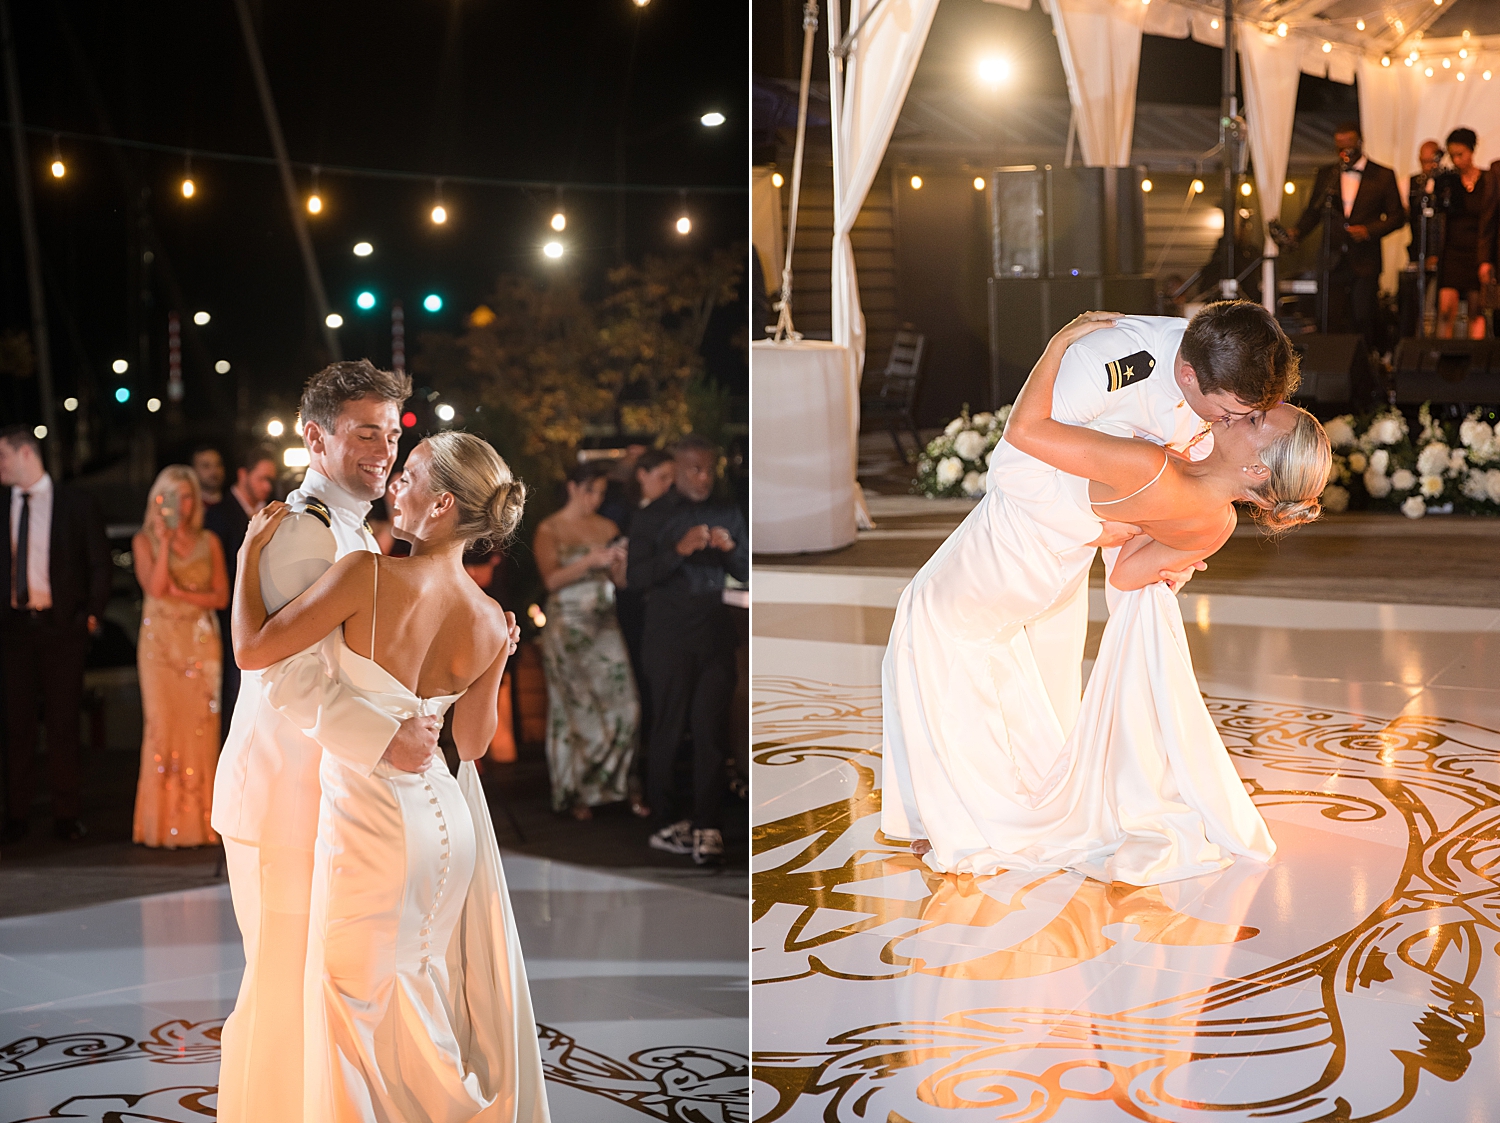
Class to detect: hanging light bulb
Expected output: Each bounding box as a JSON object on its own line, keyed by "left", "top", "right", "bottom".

{"left": 1442, "top": 57, "right": 1451, "bottom": 68}
{"left": 1381, "top": 56, "right": 1391, "bottom": 67}
{"left": 1356, "top": 18, "right": 1365, "bottom": 30}
{"left": 1240, "top": 181, "right": 1253, "bottom": 196}
{"left": 543, "top": 241, "right": 564, "bottom": 259}
{"left": 973, "top": 177, "right": 986, "bottom": 191}
{"left": 1284, "top": 181, "right": 1296, "bottom": 194}
{"left": 1322, "top": 41, "right": 1332, "bottom": 54}
{"left": 771, "top": 172, "right": 784, "bottom": 187}
{"left": 181, "top": 177, "right": 196, "bottom": 198}
{"left": 1458, "top": 71, "right": 1466, "bottom": 81}
{"left": 551, "top": 211, "right": 566, "bottom": 232}
{"left": 1276, "top": 22, "right": 1288, "bottom": 36}
{"left": 50, "top": 159, "right": 65, "bottom": 178}
{"left": 1140, "top": 178, "right": 1153, "bottom": 193}
{"left": 910, "top": 175, "right": 923, "bottom": 189}
{"left": 307, "top": 194, "right": 323, "bottom": 214}
{"left": 1192, "top": 179, "right": 1205, "bottom": 194}
{"left": 675, "top": 215, "right": 692, "bottom": 235}
{"left": 431, "top": 204, "right": 448, "bottom": 224}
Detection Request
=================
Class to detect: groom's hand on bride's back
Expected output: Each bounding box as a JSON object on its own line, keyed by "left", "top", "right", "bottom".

{"left": 383, "top": 714, "right": 442, "bottom": 773}
{"left": 1088, "top": 521, "right": 1141, "bottom": 549}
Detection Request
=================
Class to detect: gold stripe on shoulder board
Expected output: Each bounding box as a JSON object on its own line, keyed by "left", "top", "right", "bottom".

{"left": 302, "top": 496, "right": 332, "bottom": 528}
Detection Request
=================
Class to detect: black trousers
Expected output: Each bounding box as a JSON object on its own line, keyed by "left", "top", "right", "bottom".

{"left": 2, "top": 611, "right": 87, "bottom": 821}
{"left": 217, "top": 607, "right": 240, "bottom": 743}
{"left": 644, "top": 638, "right": 736, "bottom": 831}
{"left": 1327, "top": 261, "right": 1380, "bottom": 350}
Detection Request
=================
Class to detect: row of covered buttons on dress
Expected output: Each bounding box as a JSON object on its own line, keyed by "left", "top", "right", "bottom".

{"left": 418, "top": 770, "right": 451, "bottom": 969}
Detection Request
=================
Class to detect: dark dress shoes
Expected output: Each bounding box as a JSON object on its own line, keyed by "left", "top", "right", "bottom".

{"left": 0, "top": 819, "right": 28, "bottom": 844}
{"left": 53, "top": 818, "right": 87, "bottom": 842}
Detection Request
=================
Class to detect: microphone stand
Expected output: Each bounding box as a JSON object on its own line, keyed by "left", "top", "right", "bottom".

{"left": 1415, "top": 179, "right": 1433, "bottom": 339}
{"left": 1318, "top": 173, "right": 1336, "bottom": 334}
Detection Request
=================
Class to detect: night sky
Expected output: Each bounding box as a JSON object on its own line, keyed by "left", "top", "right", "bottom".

{"left": 1, "top": 0, "right": 747, "bottom": 468}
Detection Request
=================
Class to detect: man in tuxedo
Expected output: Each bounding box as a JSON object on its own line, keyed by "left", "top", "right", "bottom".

{"left": 203, "top": 445, "right": 277, "bottom": 737}
{"left": 1287, "top": 122, "right": 1405, "bottom": 350}
{"left": 0, "top": 425, "right": 111, "bottom": 842}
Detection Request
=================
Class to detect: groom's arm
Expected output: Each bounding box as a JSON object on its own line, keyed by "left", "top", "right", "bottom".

{"left": 253, "top": 523, "right": 425, "bottom": 777}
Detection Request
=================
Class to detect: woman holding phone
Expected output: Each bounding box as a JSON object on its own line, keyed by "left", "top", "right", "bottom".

{"left": 131, "top": 464, "right": 229, "bottom": 848}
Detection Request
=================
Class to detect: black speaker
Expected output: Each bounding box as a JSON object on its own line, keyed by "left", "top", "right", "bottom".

{"left": 1289, "top": 334, "right": 1373, "bottom": 406}
{"left": 1392, "top": 339, "right": 1500, "bottom": 403}
{"left": 989, "top": 167, "right": 1044, "bottom": 280}
{"left": 1047, "top": 167, "right": 1105, "bottom": 279}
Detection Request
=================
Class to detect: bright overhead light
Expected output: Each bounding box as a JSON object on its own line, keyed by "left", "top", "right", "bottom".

{"left": 193, "top": 311, "right": 210, "bottom": 326}
{"left": 307, "top": 194, "right": 323, "bottom": 214}
{"left": 1284, "top": 181, "right": 1296, "bottom": 194}
{"left": 423, "top": 294, "right": 443, "bottom": 312}
{"left": 284, "top": 447, "right": 310, "bottom": 468}
{"left": 632, "top": 0, "right": 649, "bottom": 6}
{"left": 146, "top": 399, "right": 161, "bottom": 414}
{"left": 325, "top": 312, "right": 344, "bottom": 328}
{"left": 114, "top": 387, "right": 130, "bottom": 403}
{"left": 431, "top": 204, "right": 448, "bottom": 224}
{"left": 973, "top": 177, "right": 986, "bottom": 191}
{"left": 675, "top": 216, "right": 692, "bottom": 235}
{"left": 1459, "top": 48, "right": 1468, "bottom": 58}
{"left": 112, "top": 358, "right": 129, "bottom": 374}
{"left": 50, "top": 160, "right": 65, "bottom": 178}
{"left": 1210, "top": 18, "right": 1219, "bottom": 29}
{"left": 700, "top": 112, "right": 726, "bottom": 127}
{"left": 1458, "top": 71, "right": 1466, "bottom": 81}
{"left": 910, "top": 175, "right": 923, "bottom": 189}
{"left": 1443, "top": 57, "right": 1451, "bottom": 68}
{"left": 63, "top": 397, "right": 78, "bottom": 412}
{"left": 1425, "top": 66, "right": 1434, "bottom": 77}
{"left": 550, "top": 212, "right": 566, "bottom": 231}
{"left": 356, "top": 291, "right": 376, "bottom": 310}
{"left": 1141, "top": 178, "right": 1153, "bottom": 192}
{"left": 1192, "top": 179, "right": 1205, "bottom": 194}
{"left": 1356, "top": 18, "right": 1365, "bottom": 30}
{"left": 33, "top": 424, "right": 47, "bottom": 439}
{"left": 1486, "top": 70, "right": 1494, "bottom": 80}
{"left": 353, "top": 241, "right": 373, "bottom": 257}
{"left": 181, "top": 178, "right": 195, "bottom": 198}
{"left": 215, "top": 360, "right": 231, "bottom": 374}
{"left": 1405, "top": 57, "right": 1414, "bottom": 66}
{"left": 435, "top": 403, "right": 456, "bottom": 422}
{"left": 266, "top": 418, "right": 284, "bottom": 438}
{"left": 1240, "top": 181, "right": 1253, "bottom": 196}
{"left": 1322, "top": 41, "right": 1332, "bottom": 53}
{"left": 1276, "top": 22, "right": 1288, "bottom": 36}
{"left": 295, "top": 417, "right": 304, "bottom": 436}
{"left": 543, "top": 241, "right": 564, "bottom": 259}
{"left": 771, "top": 172, "right": 784, "bottom": 187}
{"left": 1381, "top": 56, "right": 1391, "bottom": 66}
{"left": 977, "top": 56, "right": 1011, "bottom": 86}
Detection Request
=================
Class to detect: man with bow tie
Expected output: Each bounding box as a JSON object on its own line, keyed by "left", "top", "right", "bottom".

{"left": 1285, "top": 122, "right": 1404, "bottom": 351}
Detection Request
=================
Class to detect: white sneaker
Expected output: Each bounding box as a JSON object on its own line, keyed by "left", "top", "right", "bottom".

{"left": 693, "top": 828, "right": 724, "bottom": 866}
{"left": 650, "top": 819, "right": 693, "bottom": 855}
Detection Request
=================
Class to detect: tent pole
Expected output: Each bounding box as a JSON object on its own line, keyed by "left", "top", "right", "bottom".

{"left": 1220, "top": 0, "right": 1237, "bottom": 299}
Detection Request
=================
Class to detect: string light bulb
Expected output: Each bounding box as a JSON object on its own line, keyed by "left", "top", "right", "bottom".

{"left": 973, "top": 177, "right": 986, "bottom": 191}
{"left": 1240, "top": 181, "right": 1253, "bottom": 196}
{"left": 675, "top": 215, "right": 692, "bottom": 235}
{"left": 1322, "top": 41, "right": 1332, "bottom": 54}
{"left": 771, "top": 172, "right": 784, "bottom": 187}
{"left": 181, "top": 177, "right": 195, "bottom": 198}
{"left": 910, "top": 175, "right": 923, "bottom": 189}
{"left": 146, "top": 399, "right": 161, "bottom": 414}
{"left": 430, "top": 204, "right": 448, "bottom": 224}
{"left": 1443, "top": 57, "right": 1451, "bottom": 68}
{"left": 1356, "top": 18, "right": 1365, "bottom": 30}
{"left": 1192, "top": 179, "right": 1205, "bottom": 194}
{"left": 550, "top": 211, "right": 566, "bottom": 231}
{"left": 307, "top": 194, "right": 323, "bottom": 214}
{"left": 543, "top": 241, "right": 564, "bottom": 259}
{"left": 266, "top": 418, "right": 284, "bottom": 437}
{"left": 1285, "top": 181, "right": 1296, "bottom": 194}
{"left": 1141, "top": 178, "right": 1153, "bottom": 192}
{"left": 1382, "top": 56, "right": 1391, "bottom": 67}
{"left": 1485, "top": 70, "right": 1493, "bottom": 81}
{"left": 1425, "top": 66, "right": 1434, "bottom": 77}
{"left": 1276, "top": 22, "right": 1288, "bottom": 36}
{"left": 325, "top": 313, "right": 343, "bottom": 328}
{"left": 50, "top": 159, "right": 65, "bottom": 178}
{"left": 1210, "top": 18, "right": 1219, "bottom": 29}
{"left": 1458, "top": 71, "right": 1466, "bottom": 81}
{"left": 1459, "top": 48, "right": 1468, "bottom": 58}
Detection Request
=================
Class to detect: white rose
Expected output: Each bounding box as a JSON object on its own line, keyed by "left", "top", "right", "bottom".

{"left": 1420, "top": 474, "right": 1445, "bottom": 497}
{"left": 1324, "top": 416, "right": 1357, "bottom": 449}
{"left": 1450, "top": 448, "right": 1469, "bottom": 474}
{"left": 1460, "top": 417, "right": 1493, "bottom": 449}
{"left": 1401, "top": 495, "right": 1427, "bottom": 519}
{"left": 1462, "top": 469, "right": 1488, "bottom": 500}
{"left": 1486, "top": 469, "right": 1500, "bottom": 505}
{"left": 944, "top": 416, "right": 965, "bottom": 437}
{"left": 1348, "top": 451, "right": 1368, "bottom": 473}
{"left": 1370, "top": 448, "right": 1390, "bottom": 475}
{"left": 1390, "top": 468, "right": 1417, "bottom": 492}
{"left": 1321, "top": 484, "right": 1350, "bottom": 513}
{"left": 961, "top": 470, "right": 984, "bottom": 497}
{"left": 936, "top": 456, "right": 963, "bottom": 487}
{"left": 1364, "top": 468, "right": 1392, "bottom": 498}
{"left": 995, "top": 404, "right": 1013, "bottom": 425}
{"left": 1369, "top": 417, "right": 1404, "bottom": 446}
{"left": 1477, "top": 436, "right": 1500, "bottom": 463}
{"left": 971, "top": 412, "right": 995, "bottom": 430}
{"left": 954, "top": 429, "right": 988, "bottom": 463}
{"left": 1416, "top": 443, "right": 1451, "bottom": 477}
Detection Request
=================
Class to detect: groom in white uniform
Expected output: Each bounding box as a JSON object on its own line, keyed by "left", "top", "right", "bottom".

{"left": 211, "top": 361, "right": 443, "bottom": 1123}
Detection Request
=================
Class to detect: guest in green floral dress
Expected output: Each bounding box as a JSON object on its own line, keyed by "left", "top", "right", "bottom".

{"left": 534, "top": 462, "right": 639, "bottom": 818}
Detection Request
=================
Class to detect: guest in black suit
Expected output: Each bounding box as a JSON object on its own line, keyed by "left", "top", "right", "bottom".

{"left": 0, "top": 425, "right": 111, "bottom": 842}
{"left": 1287, "top": 122, "right": 1405, "bottom": 350}
{"left": 202, "top": 445, "right": 277, "bottom": 736}
{"left": 1434, "top": 128, "right": 1494, "bottom": 340}
{"left": 629, "top": 436, "right": 748, "bottom": 866}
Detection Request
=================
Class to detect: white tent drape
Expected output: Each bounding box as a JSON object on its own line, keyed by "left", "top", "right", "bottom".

{"left": 1239, "top": 27, "right": 1306, "bottom": 311}
{"left": 1045, "top": 0, "right": 1148, "bottom": 168}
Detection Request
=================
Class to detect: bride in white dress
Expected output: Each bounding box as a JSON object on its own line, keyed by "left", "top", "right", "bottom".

{"left": 883, "top": 313, "right": 1332, "bottom": 886}
{"left": 234, "top": 431, "right": 549, "bottom": 1123}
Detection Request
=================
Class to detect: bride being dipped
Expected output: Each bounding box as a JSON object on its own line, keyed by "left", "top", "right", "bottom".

{"left": 884, "top": 310, "right": 1331, "bottom": 886}
{"left": 234, "top": 431, "right": 549, "bottom": 1123}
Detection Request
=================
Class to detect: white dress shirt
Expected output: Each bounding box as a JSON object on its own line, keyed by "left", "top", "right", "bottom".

{"left": 9, "top": 472, "right": 53, "bottom": 609}
{"left": 1340, "top": 156, "right": 1367, "bottom": 218}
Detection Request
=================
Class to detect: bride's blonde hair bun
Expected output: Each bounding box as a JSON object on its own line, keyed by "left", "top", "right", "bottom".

{"left": 422, "top": 431, "right": 526, "bottom": 549}
{"left": 1246, "top": 406, "right": 1330, "bottom": 534}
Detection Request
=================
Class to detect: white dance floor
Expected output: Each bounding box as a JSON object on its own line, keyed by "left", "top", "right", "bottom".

{"left": 752, "top": 568, "right": 1500, "bottom": 1122}
{"left": 0, "top": 854, "right": 746, "bottom": 1122}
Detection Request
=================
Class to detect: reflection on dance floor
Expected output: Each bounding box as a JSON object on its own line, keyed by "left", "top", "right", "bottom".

{"left": 0, "top": 855, "right": 747, "bottom": 1122}
{"left": 751, "top": 579, "right": 1500, "bottom": 1123}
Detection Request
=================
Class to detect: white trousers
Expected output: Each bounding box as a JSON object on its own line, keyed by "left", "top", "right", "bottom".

{"left": 219, "top": 836, "right": 315, "bottom": 1123}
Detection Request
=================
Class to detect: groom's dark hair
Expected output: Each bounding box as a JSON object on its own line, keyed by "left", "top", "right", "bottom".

{"left": 299, "top": 359, "right": 412, "bottom": 433}
{"left": 1180, "top": 301, "right": 1299, "bottom": 410}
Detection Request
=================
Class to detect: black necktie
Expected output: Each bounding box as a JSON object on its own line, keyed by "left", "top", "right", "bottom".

{"left": 14, "top": 491, "right": 29, "bottom": 609}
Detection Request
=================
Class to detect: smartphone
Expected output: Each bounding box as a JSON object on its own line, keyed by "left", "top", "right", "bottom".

{"left": 158, "top": 493, "right": 180, "bottom": 530}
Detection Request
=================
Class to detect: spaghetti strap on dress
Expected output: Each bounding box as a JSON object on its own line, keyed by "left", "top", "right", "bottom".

{"left": 1091, "top": 448, "right": 1169, "bottom": 509}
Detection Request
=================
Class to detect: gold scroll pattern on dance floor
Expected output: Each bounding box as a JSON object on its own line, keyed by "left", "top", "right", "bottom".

{"left": 751, "top": 677, "right": 1500, "bottom": 1122}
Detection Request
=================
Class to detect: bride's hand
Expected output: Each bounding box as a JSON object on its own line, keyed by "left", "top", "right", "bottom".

{"left": 1159, "top": 559, "right": 1207, "bottom": 593}
{"left": 502, "top": 611, "right": 521, "bottom": 657}
{"left": 242, "top": 501, "right": 290, "bottom": 561}
{"left": 1050, "top": 311, "right": 1121, "bottom": 351}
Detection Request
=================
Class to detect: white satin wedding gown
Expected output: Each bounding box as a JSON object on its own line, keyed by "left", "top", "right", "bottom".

{"left": 302, "top": 573, "right": 550, "bottom": 1122}
{"left": 882, "top": 443, "right": 1275, "bottom": 886}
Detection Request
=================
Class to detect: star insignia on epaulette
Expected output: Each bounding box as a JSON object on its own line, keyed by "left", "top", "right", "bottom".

{"left": 1105, "top": 350, "right": 1155, "bottom": 392}
{"left": 302, "top": 496, "right": 332, "bottom": 528}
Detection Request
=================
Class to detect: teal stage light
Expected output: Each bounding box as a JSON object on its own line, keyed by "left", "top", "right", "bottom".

{"left": 115, "top": 387, "right": 130, "bottom": 403}
{"left": 357, "top": 291, "right": 376, "bottom": 310}
{"left": 423, "top": 293, "right": 442, "bottom": 313}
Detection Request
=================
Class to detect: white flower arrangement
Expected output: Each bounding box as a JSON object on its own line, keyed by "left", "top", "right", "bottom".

{"left": 1401, "top": 495, "right": 1427, "bottom": 519}
{"left": 914, "top": 405, "right": 1011, "bottom": 498}
{"left": 1321, "top": 402, "right": 1500, "bottom": 517}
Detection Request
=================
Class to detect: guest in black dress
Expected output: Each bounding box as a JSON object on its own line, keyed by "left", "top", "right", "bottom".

{"left": 1435, "top": 128, "right": 1493, "bottom": 339}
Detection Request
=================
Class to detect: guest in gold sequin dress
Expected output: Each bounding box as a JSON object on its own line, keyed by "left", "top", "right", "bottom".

{"left": 132, "top": 465, "right": 229, "bottom": 848}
